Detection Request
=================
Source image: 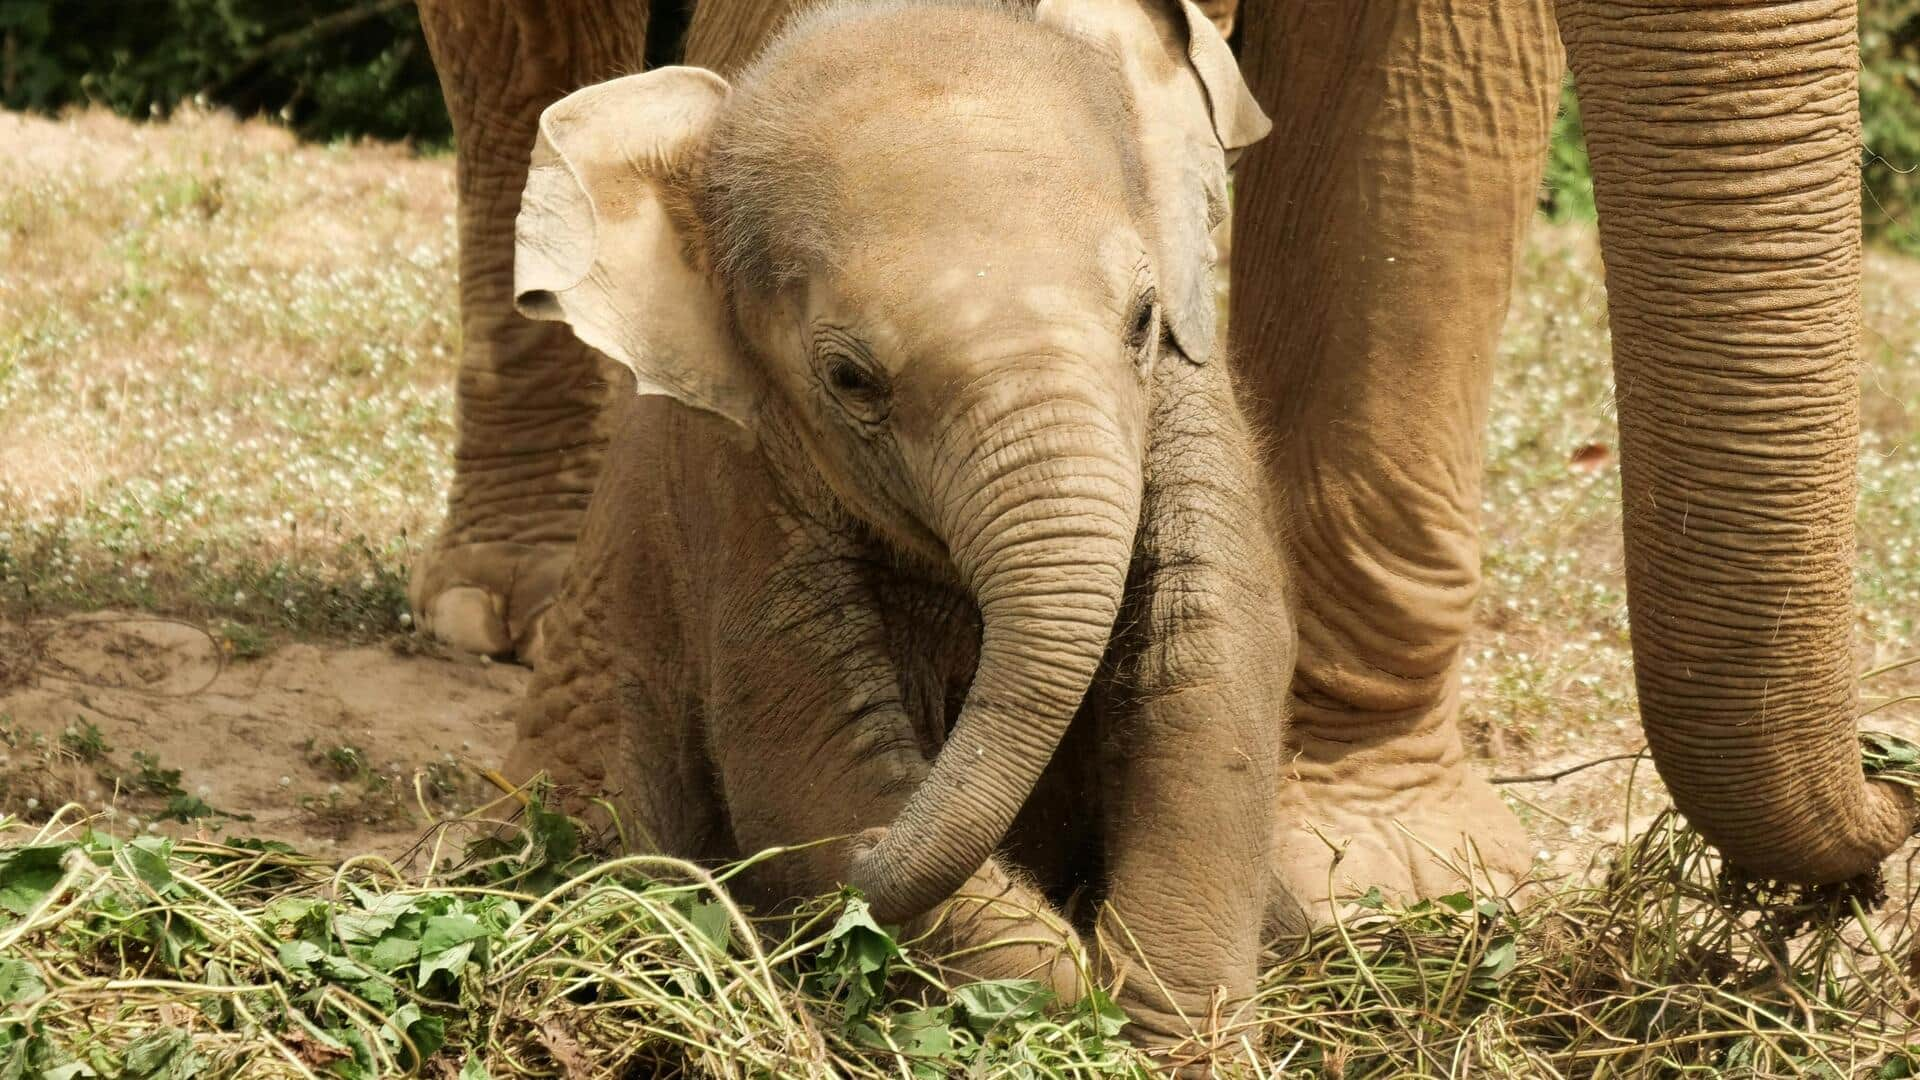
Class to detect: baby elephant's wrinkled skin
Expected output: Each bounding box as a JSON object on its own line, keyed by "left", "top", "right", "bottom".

{"left": 503, "top": 0, "right": 1292, "bottom": 1064}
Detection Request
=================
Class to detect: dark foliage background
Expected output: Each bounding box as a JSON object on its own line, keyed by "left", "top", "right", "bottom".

{"left": 0, "top": 0, "right": 450, "bottom": 145}
{"left": 0, "top": 0, "right": 1914, "bottom": 250}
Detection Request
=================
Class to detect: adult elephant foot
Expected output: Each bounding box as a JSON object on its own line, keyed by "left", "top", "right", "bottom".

{"left": 410, "top": 537, "right": 574, "bottom": 662}
{"left": 406, "top": 329, "right": 616, "bottom": 664}
{"left": 1267, "top": 723, "right": 1530, "bottom": 935}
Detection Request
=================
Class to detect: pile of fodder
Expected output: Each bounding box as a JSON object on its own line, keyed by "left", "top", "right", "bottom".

{"left": 5, "top": 750, "right": 1920, "bottom": 1080}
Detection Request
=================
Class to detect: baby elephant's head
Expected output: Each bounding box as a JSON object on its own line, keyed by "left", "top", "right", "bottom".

{"left": 513, "top": 0, "right": 1268, "bottom": 922}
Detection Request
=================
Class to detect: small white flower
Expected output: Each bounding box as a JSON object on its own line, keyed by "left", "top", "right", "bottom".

{"left": 278, "top": 775, "right": 292, "bottom": 787}
{"left": 327, "top": 784, "right": 343, "bottom": 797}
{"left": 24, "top": 797, "right": 38, "bottom": 810}
{"left": 196, "top": 784, "right": 211, "bottom": 799}
{"left": 399, "top": 612, "right": 413, "bottom": 627}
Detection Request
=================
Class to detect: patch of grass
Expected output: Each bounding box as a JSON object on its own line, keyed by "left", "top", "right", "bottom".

{"left": 7, "top": 744, "right": 1920, "bottom": 1079}
{"left": 0, "top": 108, "right": 455, "bottom": 643}
{"left": 56, "top": 720, "right": 108, "bottom": 763}
{"left": 0, "top": 726, "right": 244, "bottom": 833}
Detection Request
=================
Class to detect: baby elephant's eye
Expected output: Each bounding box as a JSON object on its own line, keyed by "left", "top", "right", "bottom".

{"left": 830, "top": 359, "right": 877, "bottom": 395}
{"left": 819, "top": 350, "right": 891, "bottom": 426}
{"left": 1125, "top": 290, "right": 1160, "bottom": 368}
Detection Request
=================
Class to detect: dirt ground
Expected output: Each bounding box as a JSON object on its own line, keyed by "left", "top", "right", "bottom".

{"left": 0, "top": 609, "right": 1716, "bottom": 883}
{"left": 0, "top": 612, "right": 526, "bottom": 858}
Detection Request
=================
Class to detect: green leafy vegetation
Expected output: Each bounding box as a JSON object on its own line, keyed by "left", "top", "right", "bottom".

{"left": 1863, "top": 2, "right": 1920, "bottom": 255}
{"left": 0, "top": 801, "right": 1149, "bottom": 1078}
{"left": 7, "top": 750, "right": 1920, "bottom": 1079}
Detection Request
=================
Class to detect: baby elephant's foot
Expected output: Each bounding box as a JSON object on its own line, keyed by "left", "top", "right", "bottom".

{"left": 1270, "top": 751, "right": 1533, "bottom": 934}
{"left": 409, "top": 540, "right": 572, "bottom": 663}
{"left": 1124, "top": 1007, "right": 1256, "bottom": 1079}
{"left": 907, "top": 858, "right": 1085, "bottom": 1001}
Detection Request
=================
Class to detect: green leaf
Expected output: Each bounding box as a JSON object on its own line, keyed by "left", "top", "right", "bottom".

{"left": 814, "top": 898, "right": 900, "bottom": 1019}
{"left": 0, "top": 961, "right": 43, "bottom": 1007}
{"left": 853, "top": 1007, "right": 954, "bottom": 1080}
{"left": 123, "top": 836, "right": 176, "bottom": 893}
{"left": 952, "top": 979, "right": 1055, "bottom": 1035}
{"left": 417, "top": 914, "right": 490, "bottom": 986}
{"left": 1081, "top": 985, "right": 1129, "bottom": 1040}
{"left": 420, "top": 914, "right": 488, "bottom": 955}
{"left": 1353, "top": 886, "right": 1385, "bottom": 910}
{"left": 276, "top": 940, "right": 326, "bottom": 977}
{"left": 121, "top": 1029, "right": 204, "bottom": 1079}
{"left": 458, "top": 1058, "right": 489, "bottom": 1080}
{"left": 0, "top": 845, "right": 72, "bottom": 916}
{"left": 363, "top": 933, "right": 421, "bottom": 972}
{"left": 383, "top": 1003, "right": 446, "bottom": 1065}
{"left": 1434, "top": 892, "right": 1474, "bottom": 914}
{"left": 417, "top": 940, "right": 475, "bottom": 988}
{"left": 1879, "top": 1049, "right": 1920, "bottom": 1080}
{"left": 352, "top": 976, "right": 398, "bottom": 1010}
{"left": 334, "top": 889, "right": 422, "bottom": 943}
{"left": 689, "top": 900, "right": 732, "bottom": 953}
{"left": 1472, "top": 936, "right": 1519, "bottom": 991}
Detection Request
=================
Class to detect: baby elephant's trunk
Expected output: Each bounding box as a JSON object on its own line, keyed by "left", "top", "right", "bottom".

{"left": 850, "top": 366, "right": 1144, "bottom": 924}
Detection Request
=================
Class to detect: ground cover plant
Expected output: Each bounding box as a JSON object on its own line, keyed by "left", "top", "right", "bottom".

{"left": 3, "top": 103, "right": 1920, "bottom": 1077}
{"left": 9, "top": 764, "right": 1920, "bottom": 1079}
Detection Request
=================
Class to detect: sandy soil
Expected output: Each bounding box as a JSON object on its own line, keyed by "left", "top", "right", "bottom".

{"left": 5, "top": 608, "right": 1919, "bottom": 894}
{"left": 0, "top": 613, "right": 526, "bottom": 858}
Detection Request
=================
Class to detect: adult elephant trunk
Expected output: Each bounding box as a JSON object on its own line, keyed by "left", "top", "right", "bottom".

{"left": 1560, "top": 0, "right": 1917, "bottom": 882}
{"left": 853, "top": 365, "right": 1144, "bottom": 923}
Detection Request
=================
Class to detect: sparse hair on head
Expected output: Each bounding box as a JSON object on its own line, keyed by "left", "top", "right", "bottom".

{"left": 698, "top": 0, "right": 1135, "bottom": 295}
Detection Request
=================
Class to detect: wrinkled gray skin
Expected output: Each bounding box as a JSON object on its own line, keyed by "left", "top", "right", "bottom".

{"left": 417, "top": 0, "right": 1901, "bottom": 1054}
{"left": 499, "top": 1, "right": 1292, "bottom": 1063}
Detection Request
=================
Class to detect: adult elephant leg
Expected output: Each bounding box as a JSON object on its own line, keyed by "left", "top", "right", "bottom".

{"left": 1559, "top": 0, "right": 1916, "bottom": 884}
{"left": 412, "top": 1, "right": 648, "bottom": 661}
{"left": 682, "top": 0, "right": 804, "bottom": 74}
{"left": 1232, "top": 0, "right": 1562, "bottom": 923}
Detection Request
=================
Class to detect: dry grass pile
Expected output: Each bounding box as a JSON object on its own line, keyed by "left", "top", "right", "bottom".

{"left": 8, "top": 747, "right": 1920, "bottom": 1080}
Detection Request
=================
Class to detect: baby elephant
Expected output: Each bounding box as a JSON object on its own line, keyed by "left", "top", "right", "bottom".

{"left": 505, "top": 0, "right": 1293, "bottom": 1063}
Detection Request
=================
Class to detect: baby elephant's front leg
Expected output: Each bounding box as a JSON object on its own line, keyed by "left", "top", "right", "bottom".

{"left": 1098, "top": 365, "right": 1292, "bottom": 1073}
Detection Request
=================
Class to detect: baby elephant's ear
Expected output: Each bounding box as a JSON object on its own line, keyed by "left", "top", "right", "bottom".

{"left": 1035, "top": 0, "right": 1270, "bottom": 365}
{"left": 514, "top": 68, "right": 759, "bottom": 430}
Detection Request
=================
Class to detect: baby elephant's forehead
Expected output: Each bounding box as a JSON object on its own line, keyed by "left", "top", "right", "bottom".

{"left": 829, "top": 93, "right": 1132, "bottom": 224}
{"left": 837, "top": 225, "right": 1146, "bottom": 356}
{"left": 709, "top": 5, "right": 1147, "bottom": 292}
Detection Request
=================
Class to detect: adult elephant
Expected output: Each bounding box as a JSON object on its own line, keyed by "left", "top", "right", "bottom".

{"left": 411, "top": 0, "right": 1909, "bottom": 916}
